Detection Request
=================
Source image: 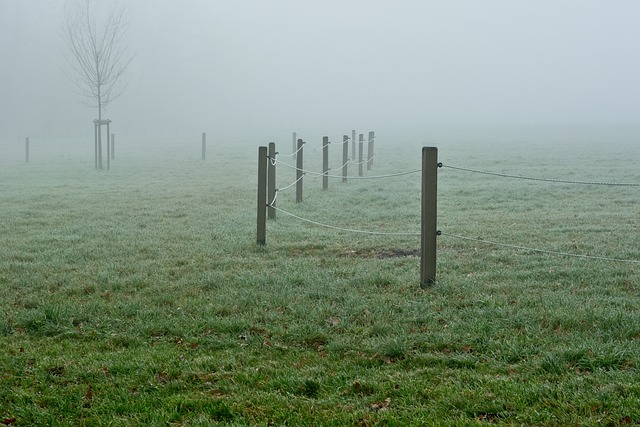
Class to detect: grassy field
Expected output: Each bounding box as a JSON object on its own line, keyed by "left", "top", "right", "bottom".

{"left": 1, "top": 129, "right": 639, "bottom": 426}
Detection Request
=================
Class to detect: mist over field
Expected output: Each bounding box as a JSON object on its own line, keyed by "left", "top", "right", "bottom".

{"left": 2, "top": 0, "right": 640, "bottom": 149}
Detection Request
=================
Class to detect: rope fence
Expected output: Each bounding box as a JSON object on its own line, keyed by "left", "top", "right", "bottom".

{"left": 257, "top": 139, "right": 639, "bottom": 285}
{"left": 442, "top": 164, "right": 640, "bottom": 187}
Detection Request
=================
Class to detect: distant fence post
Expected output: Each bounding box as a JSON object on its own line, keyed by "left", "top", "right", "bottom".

{"left": 292, "top": 132, "right": 297, "bottom": 160}
{"left": 367, "top": 131, "right": 374, "bottom": 170}
{"left": 93, "top": 121, "right": 98, "bottom": 169}
{"left": 106, "top": 121, "right": 111, "bottom": 170}
{"left": 351, "top": 129, "right": 356, "bottom": 162}
{"left": 111, "top": 134, "right": 115, "bottom": 160}
{"left": 257, "top": 146, "right": 268, "bottom": 246}
{"left": 342, "top": 134, "right": 348, "bottom": 183}
{"left": 296, "top": 139, "right": 304, "bottom": 203}
{"left": 202, "top": 132, "right": 206, "bottom": 160}
{"left": 322, "top": 136, "right": 329, "bottom": 190}
{"left": 358, "top": 133, "right": 364, "bottom": 176}
{"left": 268, "top": 142, "right": 276, "bottom": 219}
{"left": 25, "top": 137, "right": 29, "bottom": 163}
{"left": 421, "top": 146, "right": 438, "bottom": 287}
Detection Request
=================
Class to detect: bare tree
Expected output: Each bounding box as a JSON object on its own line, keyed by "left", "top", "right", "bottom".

{"left": 62, "top": 0, "right": 133, "bottom": 168}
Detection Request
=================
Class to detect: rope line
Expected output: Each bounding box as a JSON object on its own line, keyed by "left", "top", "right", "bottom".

{"left": 440, "top": 232, "right": 640, "bottom": 264}
{"left": 269, "top": 206, "right": 421, "bottom": 236}
{"left": 274, "top": 159, "right": 421, "bottom": 179}
{"left": 442, "top": 164, "right": 640, "bottom": 186}
{"left": 277, "top": 142, "right": 306, "bottom": 158}
{"left": 275, "top": 174, "right": 305, "bottom": 193}
{"left": 268, "top": 190, "right": 278, "bottom": 207}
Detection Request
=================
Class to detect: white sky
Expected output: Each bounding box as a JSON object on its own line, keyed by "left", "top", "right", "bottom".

{"left": 2, "top": 0, "right": 640, "bottom": 141}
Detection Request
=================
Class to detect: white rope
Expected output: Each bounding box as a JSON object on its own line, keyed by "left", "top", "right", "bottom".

{"left": 276, "top": 174, "right": 305, "bottom": 193}
{"left": 442, "top": 164, "right": 640, "bottom": 187}
{"left": 441, "top": 232, "right": 640, "bottom": 264}
{"left": 271, "top": 206, "right": 420, "bottom": 236}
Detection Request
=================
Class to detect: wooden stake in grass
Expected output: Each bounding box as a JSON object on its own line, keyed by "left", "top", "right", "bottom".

{"left": 358, "top": 134, "right": 364, "bottom": 177}
{"left": 421, "top": 146, "right": 438, "bottom": 287}
{"left": 342, "top": 135, "right": 348, "bottom": 183}
{"left": 257, "top": 146, "right": 268, "bottom": 246}
{"left": 322, "top": 136, "right": 329, "bottom": 191}
{"left": 351, "top": 129, "right": 356, "bottom": 162}
{"left": 268, "top": 142, "right": 276, "bottom": 219}
{"left": 296, "top": 139, "right": 304, "bottom": 203}
{"left": 367, "top": 131, "right": 374, "bottom": 170}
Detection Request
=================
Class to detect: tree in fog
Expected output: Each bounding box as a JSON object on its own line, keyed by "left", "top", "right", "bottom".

{"left": 61, "top": 0, "right": 133, "bottom": 167}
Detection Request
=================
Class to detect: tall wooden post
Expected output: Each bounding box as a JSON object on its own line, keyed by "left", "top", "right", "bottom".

{"left": 93, "top": 121, "right": 98, "bottom": 169}
{"left": 421, "top": 147, "right": 438, "bottom": 287}
{"left": 25, "top": 137, "right": 29, "bottom": 163}
{"left": 106, "top": 121, "right": 111, "bottom": 170}
{"left": 358, "top": 133, "right": 364, "bottom": 176}
{"left": 257, "top": 146, "right": 268, "bottom": 246}
{"left": 351, "top": 129, "right": 356, "bottom": 162}
{"left": 268, "top": 142, "right": 276, "bottom": 219}
{"left": 322, "top": 136, "right": 329, "bottom": 190}
{"left": 342, "top": 135, "right": 348, "bottom": 183}
{"left": 111, "top": 134, "right": 115, "bottom": 160}
{"left": 202, "top": 132, "right": 207, "bottom": 160}
{"left": 98, "top": 121, "right": 103, "bottom": 169}
{"left": 367, "top": 131, "right": 375, "bottom": 170}
{"left": 296, "top": 139, "right": 304, "bottom": 203}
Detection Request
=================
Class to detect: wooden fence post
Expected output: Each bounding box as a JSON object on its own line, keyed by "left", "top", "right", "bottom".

{"left": 202, "top": 132, "right": 206, "bottom": 160}
{"left": 342, "top": 134, "right": 348, "bottom": 183}
{"left": 421, "top": 147, "right": 438, "bottom": 287}
{"left": 367, "top": 131, "right": 374, "bottom": 170}
{"left": 257, "top": 146, "right": 268, "bottom": 246}
{"left": 296, "top": 139, "right": 304, "bottom": 203}
{"left": 351, "top": 129, "right": 356, "bottom": 162}
{"left": 322, "top": 136, "right": 329, "bottom": 190}
{"left": 268, "top": 142, "right": 276, "bottom": 219}
{"left": 111, "top": 134, "right": 115, "bottom": 160}
{"left": 25, "top": 137, "right": 29, "bottom": 163}
{"left": 358, "top": 133, "right": 364, "bottom": 176}
{"left": 106, "top": 121, "right": 110, "bottom": 170}
{"left": 93, "top": 121, "right": 98, "bottom": 169}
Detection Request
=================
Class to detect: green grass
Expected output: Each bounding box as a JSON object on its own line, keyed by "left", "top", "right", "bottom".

{"left": 1, "top": 132, "right": 639, "bottom": 426}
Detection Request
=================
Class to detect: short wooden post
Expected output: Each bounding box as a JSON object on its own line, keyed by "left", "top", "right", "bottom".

{"left": 257, "top": 146, "right": 268, "bottom": 246}
{"left": 342, "top": 134, "right": 348, "bottom": 183}
{"left": 296, "top": 139, "right": 304, "bottom": 203}
{"left": 367, "top": 131, "right": 374, "bottom": 170}
{"left": 322, "top": 136, "right": 329, "bottom": 190}
{"left": 351, "top": 129, "right": 356, "bottom": 162}
{"left": 93, "top": 121, "right": 98, "bottom": 169}
{"left": 111, "top": 134, "right": 115, "bottom": 160}
{"left": 106, "top": 121, "right": 111, "bottom": 170}
{"left": 421, "top": 147, "right": 438, "bottom": 287}
{"left": 358, "top": 133, "right": 364, "bottom": 176}
{"left": 268, "top": 142, "right": 276, "bottom": 219}
{"left": 292, "top": 132, "right": 297, "bottom": 160}
{"left": 25, "top": 137, "right": 29, "bottom": 163}
{"left": 202, "top": 132, "right": 206, "bottom": 160}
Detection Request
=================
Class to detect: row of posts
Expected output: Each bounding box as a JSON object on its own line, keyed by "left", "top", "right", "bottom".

{"left": 24, "top": 131, "right": 209, "bottom": 166}
{"left": 23, "top": 133, "right": 116, "bottom": 167}
{"left": 257, "top": 134, "right": 438, "bottom": 286}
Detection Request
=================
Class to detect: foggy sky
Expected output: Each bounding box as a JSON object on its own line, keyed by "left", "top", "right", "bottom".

{"left": 2, "top": 0, "right": 640, "bottom": 141}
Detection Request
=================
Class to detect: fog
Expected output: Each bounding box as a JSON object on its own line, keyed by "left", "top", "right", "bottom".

{"left": 2, "top": 0, "right": 640, "bottom": 144}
